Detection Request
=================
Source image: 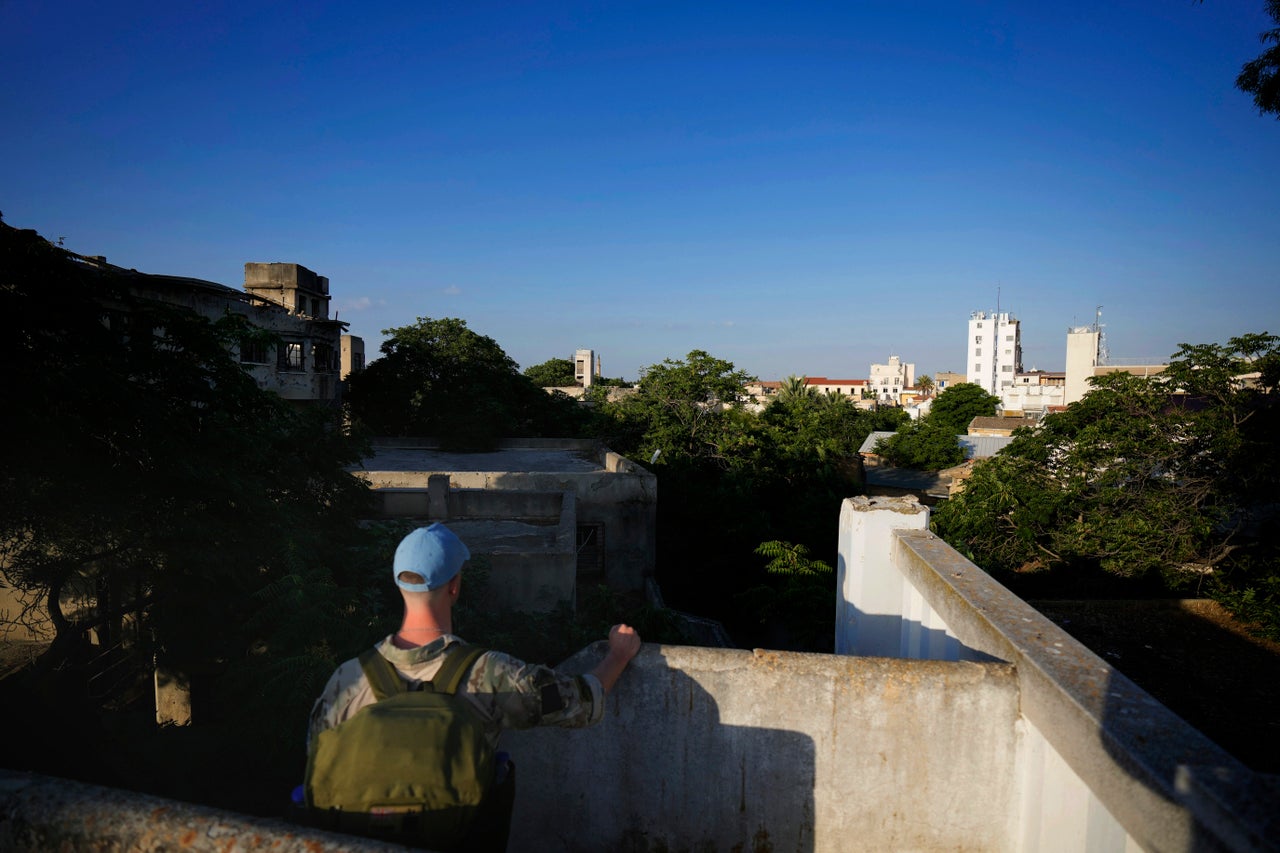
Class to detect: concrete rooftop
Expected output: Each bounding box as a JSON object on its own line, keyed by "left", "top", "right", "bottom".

{"left": 355, "top": 446, "right": 604, "bottom": 474}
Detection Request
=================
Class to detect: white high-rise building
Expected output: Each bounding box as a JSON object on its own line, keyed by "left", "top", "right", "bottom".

{"left": 966, "top": 311, "right": 1022, "bottom": 396}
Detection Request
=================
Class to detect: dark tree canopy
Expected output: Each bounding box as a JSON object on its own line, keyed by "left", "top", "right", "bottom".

{"left": 0, "top": 219, "right": 374, "bottom": 678}
{"left": 933, "top": 334, "right": 1280, "bottom": 632}
{"left": 605, "top": 349, "right": 756, "bottom": 466}
{"left": 1236, "top": 0, "right": 1280, "bottom": 117}
{"left": 871, "top": 382, "right": 998, "bottom": 470}
{"left": 523, "top": 357, "right": 578, "bottom": 387}
{"left": 874, "top": 419, "right": 966, "bottom": 470}
{"left": 346, "top": 317, "right": 586, "bottom": 450}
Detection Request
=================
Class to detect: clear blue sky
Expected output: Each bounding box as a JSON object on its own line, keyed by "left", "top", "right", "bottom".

{"left": 3, "top": 1, "right": 1277, "bottom": 380}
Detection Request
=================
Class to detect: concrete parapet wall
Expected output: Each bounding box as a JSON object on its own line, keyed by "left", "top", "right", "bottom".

{"left": 0, "top": 770, "right": 401, "bottom": 852}
{"left": 837, "top": 495, "right": 1279, "bottom": 852}
{"left": 506, "top": 644, "right": 1021, "bottom": 852}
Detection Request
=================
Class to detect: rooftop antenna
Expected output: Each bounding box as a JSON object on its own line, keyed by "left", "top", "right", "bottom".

{"left": 1095, "top": 306, "right": 1109, "bottom": 366}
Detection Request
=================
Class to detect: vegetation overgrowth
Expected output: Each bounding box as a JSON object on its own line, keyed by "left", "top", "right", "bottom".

{"left": 933, "top": 335, "right": 1280, "bottom": 638}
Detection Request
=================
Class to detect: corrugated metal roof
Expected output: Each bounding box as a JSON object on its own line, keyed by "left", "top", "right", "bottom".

{"left": 858, "top": 431, "right": 898, "bottom": 454}
{"left": 859, "top": 431, "right": 1014, "bottom": 460}
{"left": 958, "top": 435, "right": 1015, "bottom": 459}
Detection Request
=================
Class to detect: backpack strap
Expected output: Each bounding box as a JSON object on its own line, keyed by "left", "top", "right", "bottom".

{"left": 430, "top": 644, "right": 487, "bottom": 696}
{"left": 357, "top": 643, "right": 488, "bottom": 702}
{"left": 358, "top": 646, "right": 404, "bottom": 702}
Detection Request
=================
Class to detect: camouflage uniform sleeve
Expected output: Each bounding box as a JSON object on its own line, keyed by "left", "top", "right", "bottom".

{"left": 461, "top": 650, "right": 605, "bottom": 731}
{"left": 306, "top": 657, "right": 376, "bottom": 749}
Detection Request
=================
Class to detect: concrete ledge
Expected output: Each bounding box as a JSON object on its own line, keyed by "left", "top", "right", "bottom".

{"left": 0, "top": 770, "right": 405, "bottom": 852}
{"left": 891, "top": 529, "right": 1279, "bottom": 852}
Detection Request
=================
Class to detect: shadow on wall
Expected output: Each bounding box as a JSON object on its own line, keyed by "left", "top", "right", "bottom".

{"left": 503, "top": 646, "right": 816, "bottom": 853}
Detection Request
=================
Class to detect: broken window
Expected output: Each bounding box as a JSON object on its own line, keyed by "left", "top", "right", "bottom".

{"left": 278, "top": 342, "right": 304, "bottom": 371}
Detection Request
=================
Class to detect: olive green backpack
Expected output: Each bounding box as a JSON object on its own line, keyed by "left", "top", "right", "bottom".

{"left": 304, "top": 643, "right": 494, "bottom": 848}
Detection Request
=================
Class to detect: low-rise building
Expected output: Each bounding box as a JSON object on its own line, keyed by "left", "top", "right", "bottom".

{"left": 1001, "top": 370, "right": 1065, "bottom": 414}
{"left": 869, "top": 357, "right": 915, "bottom": 403}
{"left": 934, "top": 371, "right": 966, "bottom": 393}
{"left": 805, "top": 377, "right": 868, "bottom": 397}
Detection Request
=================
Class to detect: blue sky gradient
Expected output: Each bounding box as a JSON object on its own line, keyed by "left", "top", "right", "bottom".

{"left": 3, "top": 1, "right": 1277, "bottom": 380}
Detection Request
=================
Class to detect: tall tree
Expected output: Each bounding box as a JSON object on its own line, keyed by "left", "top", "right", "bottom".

{"left": 523, "top": 357, "right": 578, "bottom": 387}
{"left": 871, "top": 382, "right": 998, "bottom": 470}
{"left": 927, "top": 382, "right": 1001, "bottom": 434}
{"left": 933, "top": 335, "right": 1280, "bottom": 631}
{"left": 873, "top": 419, "right": 965, "bottom": 470}
{"left": 605, "top": 349, "right": 755, "bottom": 466}
{"left": 347, "top": 317, "right": 586, "bottom": 449}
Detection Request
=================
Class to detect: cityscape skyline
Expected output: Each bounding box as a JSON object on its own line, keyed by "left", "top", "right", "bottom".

{"left": 3, "top": 1, "right": 1277, "bottom": 381}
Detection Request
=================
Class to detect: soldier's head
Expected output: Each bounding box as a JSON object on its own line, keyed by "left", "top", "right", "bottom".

{"left": 393, "top": 523, "right": 469, "bottom": 603}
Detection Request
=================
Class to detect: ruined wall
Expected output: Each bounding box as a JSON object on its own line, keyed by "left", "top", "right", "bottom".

{"left": 357, "top": 441, "right": 656, "bottom": 595}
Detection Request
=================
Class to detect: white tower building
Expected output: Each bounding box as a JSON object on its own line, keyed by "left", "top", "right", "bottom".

{"left": 966, "top": 311, "right": 1022, "bottom": 397}
{"left": 1064, "top": 320, "right": 1102, "bottom": 406}
{"left": 574, "top": 348, "right": 599, "bottom": 388}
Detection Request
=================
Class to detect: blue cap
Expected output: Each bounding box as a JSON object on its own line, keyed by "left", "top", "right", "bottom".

{"left": 393, "top": 524, "right": 470, "bottom": 592}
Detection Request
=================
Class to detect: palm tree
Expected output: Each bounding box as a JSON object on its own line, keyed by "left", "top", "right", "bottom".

{"left": 918, "top": 374, "right": 936, "bottom": 398}
{"left": 778, "top": 374, "right": 818, "bottom": 402}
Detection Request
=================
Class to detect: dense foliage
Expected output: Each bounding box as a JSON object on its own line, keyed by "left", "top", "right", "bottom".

{"left": 346, "top": 317, "right": 588, "bottom": 449}
{"left": 933, "top": 335, "right": 1280, "bottom": 633}
{"left": 874, "top": 382, "right": 999, "bottom": 470}
{"left": 0, "top": 219, "right": 383, "bottom": 810}
{"left": 591, "top": 351, "right": 905, "bottom": 648}
{"left": 523, "top": 356, "right": 578, "bottom": 387}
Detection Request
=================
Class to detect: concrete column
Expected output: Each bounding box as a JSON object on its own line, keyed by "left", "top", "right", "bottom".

{"left": 835, "top": 496, "right": 929, "bottom": 657}
{"left": 427, "top": 474, "right": 450, "bottom": 520}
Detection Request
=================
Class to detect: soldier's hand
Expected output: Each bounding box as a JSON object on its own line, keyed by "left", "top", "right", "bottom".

{"left": 608, "top": 623, "right": 642, "bottom": 663}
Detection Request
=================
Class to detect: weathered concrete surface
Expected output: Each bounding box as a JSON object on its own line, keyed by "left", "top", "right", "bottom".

{"left": 0, "top": 769, "right": 409, "bottom": 852}
{"left": 890, "top": 529, "right": 1280, "bottom": 852}
{"left": 355, "top": 439, "right": 656, "bottom": 596}
{"left": 505, "top": 644, "right": 1021, "bottom": 852}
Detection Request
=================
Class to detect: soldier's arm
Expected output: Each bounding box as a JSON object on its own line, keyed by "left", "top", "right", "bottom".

{"left": 588, "top": 623, "right": 642, "bottom": 694}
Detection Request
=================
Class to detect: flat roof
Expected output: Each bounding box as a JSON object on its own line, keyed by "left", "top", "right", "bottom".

{"left": 356, "top": 446, "right": 605, "bottom": 474}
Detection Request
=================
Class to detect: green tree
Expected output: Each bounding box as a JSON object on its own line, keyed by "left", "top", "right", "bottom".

{"left": 874, "top": 419, "right": 965, "bottom": 470}
{"left": 605, "top": 349, "right": 755, "bottom": 466}
{"left": 735, "top": 541, "right": 835, "bottom": 651}
{"left": 870, "top": 382, "right": 996, "bottom": 470}
{"left": 1235, "top": 0, "right": 1280, "bottom": 117}
{"left": 917, "top": 374, "right": 936, "bottom": 398}
{"left": 523, "top": 357, "right": 578, "bottom": 387}
{"left": 927, "top": 382, "right": 1000, "bottom": 434}
{"left": 777, "top": 374, "right": 817, "bottom": 403}
{"left": 933, "top": 335, "right": 1280, "bottom": 633}
{"left": 347, "top": 317, "right": 586, "bottom": 450}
